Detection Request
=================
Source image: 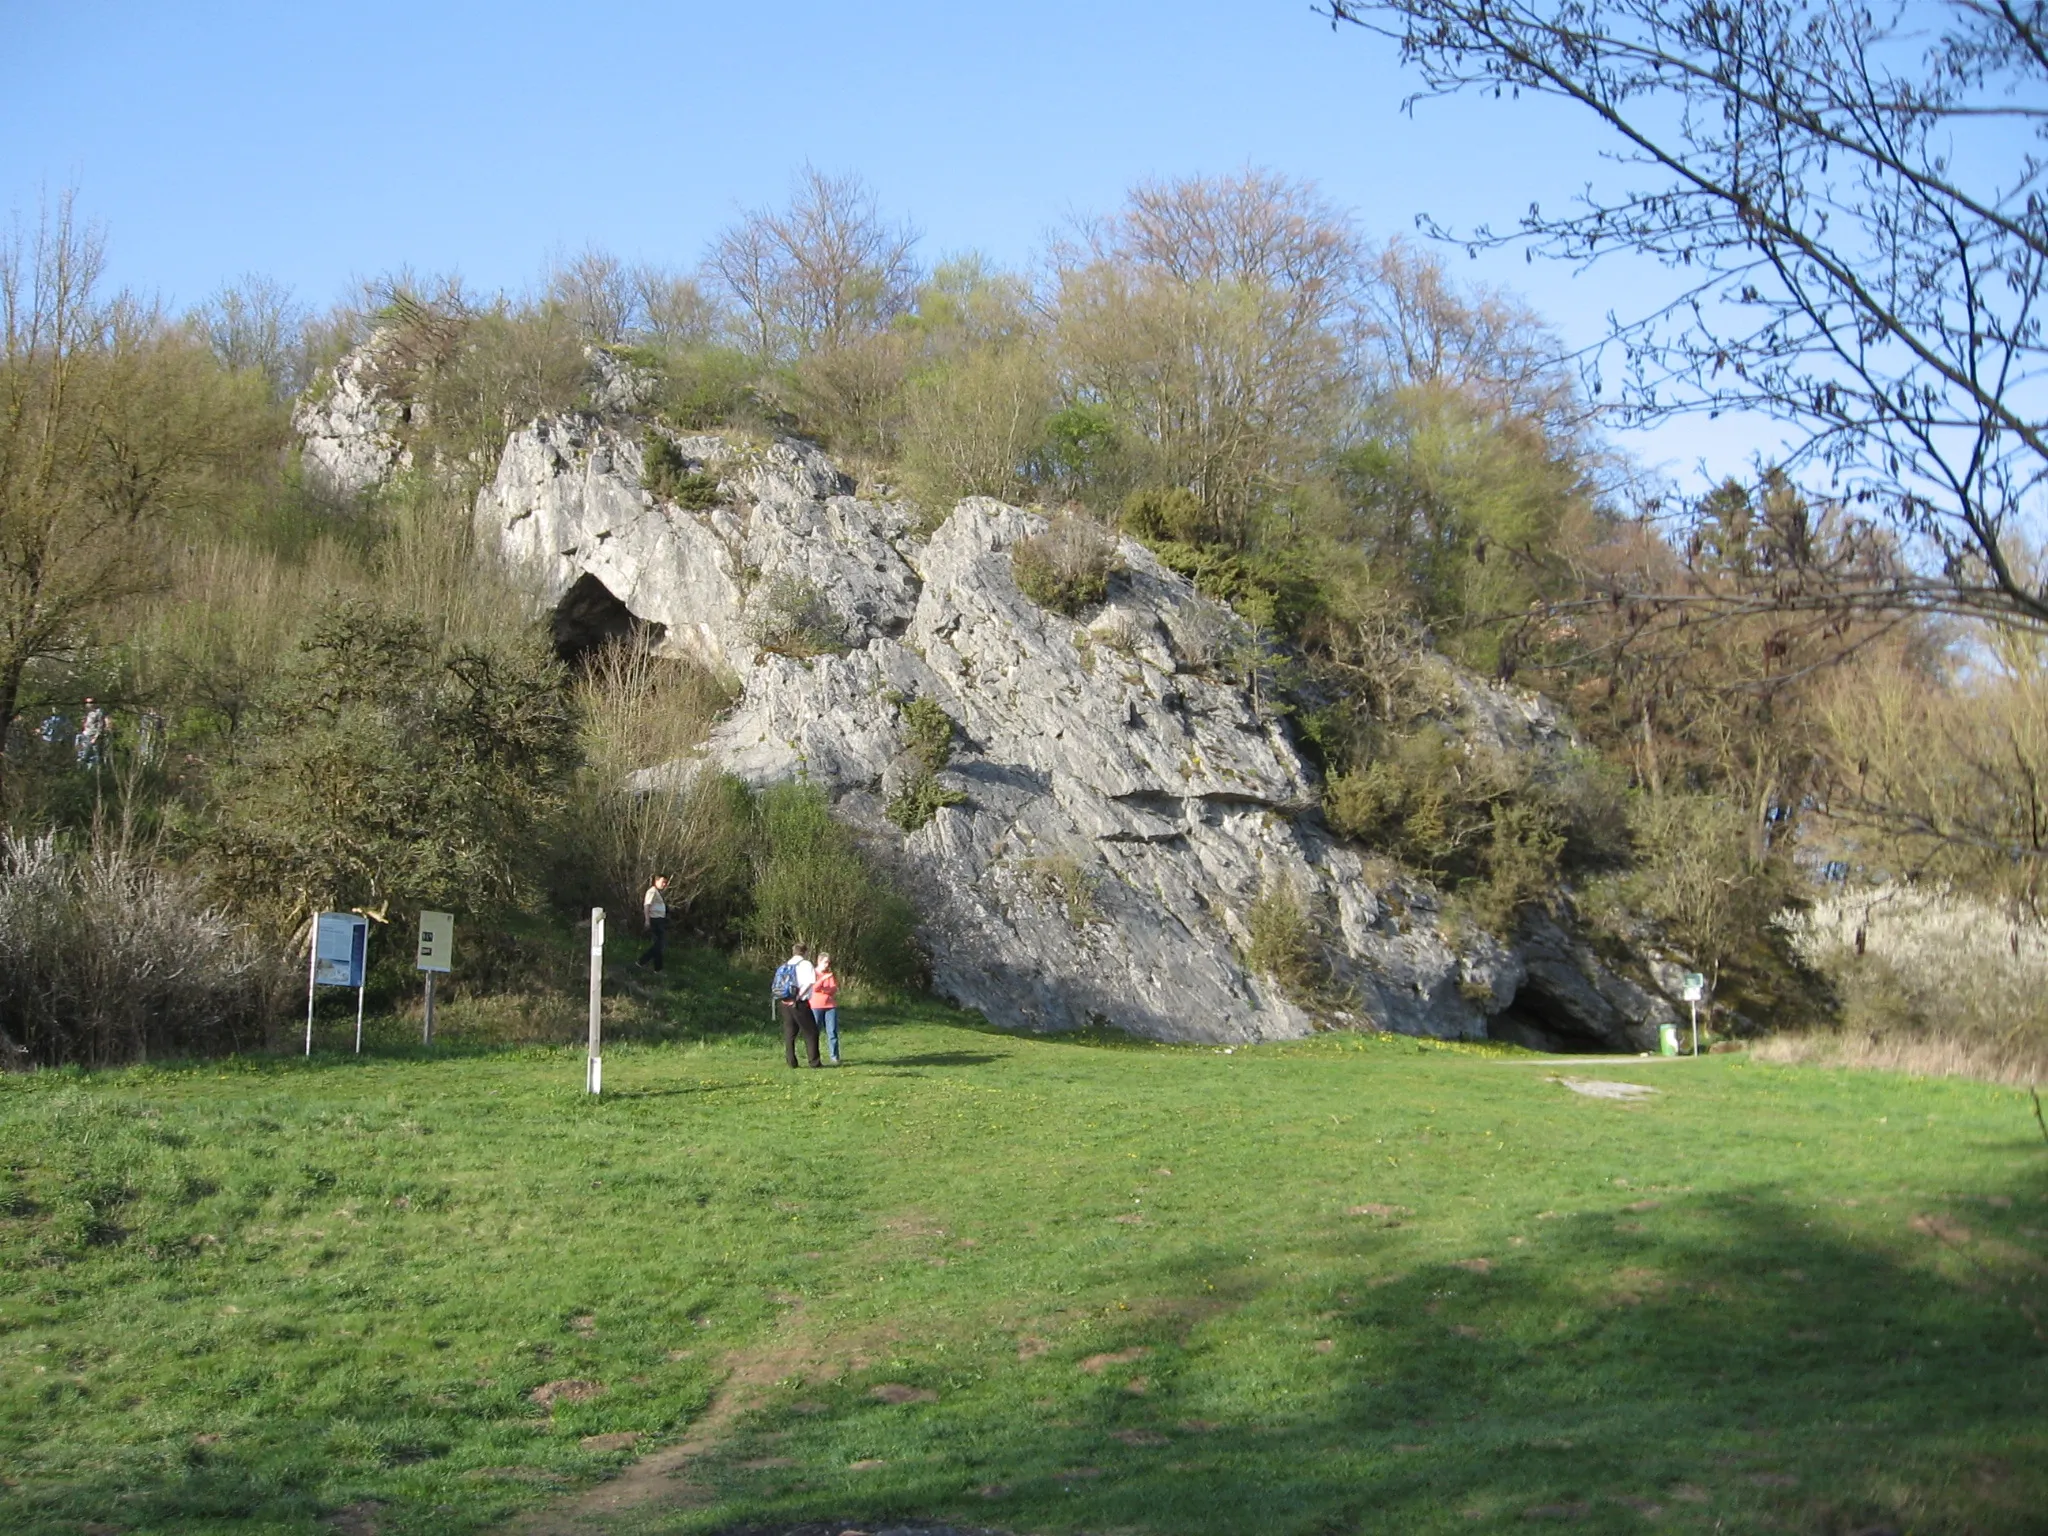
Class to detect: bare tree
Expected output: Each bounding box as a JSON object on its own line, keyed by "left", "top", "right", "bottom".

{"left": 1049, "top": 169, "right": 1367, "bottom": 532}
{"left": 546, "top": 246, "right": 635, "bottom": 343}
{"left": 1, "top": 198, "right": 264, "bottom": 796}
{"left": 1356, "top": 238, "right": 1578, "bottom": 429}
{"left": 704, "top": 168, "right": 920, "bottom": 361}
{"left": 629, "top": 265, "right": 726, "bottom": 350}
{"left": 1323, "top": 0, "right": 2048, "bottom": 632}
{"left": 192, "top": 273, "right": 309, "bottom": 399}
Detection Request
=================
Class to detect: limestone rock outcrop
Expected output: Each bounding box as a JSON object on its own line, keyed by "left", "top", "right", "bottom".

{"left": 292, "top": 343, "right": 407, "bottom": 498}
{"left": 289, "top": 337, "right": 1682, "bottom": 1049}
{"left": 460, "top": 410, "right": 1679, "bottom": 1049}
{"left": 474, "top": 422, "right": 921, "bottom": 674}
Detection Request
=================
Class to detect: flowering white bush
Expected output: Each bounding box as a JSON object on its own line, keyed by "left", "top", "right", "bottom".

{"left": 0, "top": 832, "right": 285, "bottom": 1067}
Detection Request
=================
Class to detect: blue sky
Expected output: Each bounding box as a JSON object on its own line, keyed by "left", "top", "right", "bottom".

{"left": 3, "top": 0, "right": 1774, "bottom": 484}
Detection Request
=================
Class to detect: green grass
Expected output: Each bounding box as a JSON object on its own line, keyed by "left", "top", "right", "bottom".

{"left": 2, "top": 952, "right": 2044, "bottom": 1535}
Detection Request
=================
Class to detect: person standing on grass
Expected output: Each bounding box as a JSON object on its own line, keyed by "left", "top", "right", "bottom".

{"left": 771, "top": 943, "right": 821, "bottom": 1068}
{"left": 810, "top": 952, "right": 841, "bottom": 1065}
{"left": 639, "top": 874, "right": 670, "bottom": 971}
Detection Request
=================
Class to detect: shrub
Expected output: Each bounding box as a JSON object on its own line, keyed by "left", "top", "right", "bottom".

{"left": 900, "top": 344, "right": 1054, "bottom": 514}
{"left": 1020, "top": 855, "right": 1099, "bottom": 927}
{"left": 0, "top": 831, "right": 287, "bottom": 1066}
{"left": 1776, "top": 887, "right": 2048, "bottom": 1081}
{"left": 746, "top": 782, "right": 923, "bottom": 988}
{"left": 1622, "top": 792, "right": 1791, "bottom": 976}
{"left": 744, "top": 575, "right": 851, "bottom": 658}
{"left": 901, "top": 695, "right": 956, "bottom": 772}
{"left": 207, "top": 601, "right": 579, "bottom": 926}
{"left": 554, "top": 642, "right": 749, "bottom": 931}
{"left": 1468, "top": 800, "right": 1567, "bottom": 933}
{"left": 1011, "top": 513, "right": 1119, "bottom": 616}
{"left": 1121, "top": 486, "right": 1222, "bottom": 546}
{"left": 641, "top": 431, "right": 724, "bottom": 509}
{"left": 656, "top": 345, "right": 762, "bottom": 431}
{"left": 887, "top": 770, "right": 966, "bottom": 832}
{"left": 1244, "top": 879, "right": 1324, "bottom": 999}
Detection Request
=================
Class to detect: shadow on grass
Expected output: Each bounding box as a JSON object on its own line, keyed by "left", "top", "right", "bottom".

{"left": 5, "top": 1168, "right": 2044, "bottom": 1535}
{"left": 862, "top": 1052, "right": 1005, "bottom": 1069}
{"left": 685, "top": 1176, "right": 2048, "bottom": 1536}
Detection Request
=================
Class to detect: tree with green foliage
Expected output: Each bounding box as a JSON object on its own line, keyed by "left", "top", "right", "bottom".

{"left": 210, "top": 602, "right": 577, "bottom": 928}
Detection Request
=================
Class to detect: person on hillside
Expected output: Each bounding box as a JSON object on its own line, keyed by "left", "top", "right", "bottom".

{"left": 771, "top": 943, "right": 821, "bottom": 1068}
{"left": 639, "top": 874, "right": 670, "bottom": 971}
{"left": 810, "top": 952, "right": 841, "bottom": 1066}
{"left": 38, "top": 709, "right": 68, "bottom": 747}
{"left": 74, "top": 699, "right": 108, "bottom": 769}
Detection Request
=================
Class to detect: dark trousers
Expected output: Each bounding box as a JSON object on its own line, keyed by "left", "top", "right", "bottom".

{"left": 780, "top": 1000, "right": 821, "bottom": 1067}
{"left": 638, "top": 917, "right": 667, "bottom": 970}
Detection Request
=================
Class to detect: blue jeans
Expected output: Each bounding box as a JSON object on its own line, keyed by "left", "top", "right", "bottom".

{"left": 815, "top": 1007, "right": 839, "bottom": 1063}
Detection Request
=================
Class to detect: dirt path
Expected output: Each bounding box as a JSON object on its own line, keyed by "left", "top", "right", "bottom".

{"left": 491, "top": 1305, "right": 890, "bottom": 1536}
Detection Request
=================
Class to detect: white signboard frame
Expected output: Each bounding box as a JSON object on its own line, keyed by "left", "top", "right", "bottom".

{"left": 306, "top": 912, "right": 370, "bottom": 1056}
{"left": 415, "top": 911, "right": 453, "bottom": 973}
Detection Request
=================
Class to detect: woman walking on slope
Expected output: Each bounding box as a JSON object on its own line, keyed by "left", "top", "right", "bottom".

{"left": 810, "top": 953, "right": 840, "bottom": 1065}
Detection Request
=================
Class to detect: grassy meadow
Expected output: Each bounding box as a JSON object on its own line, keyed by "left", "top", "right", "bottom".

{"left": 2, "top": 952, "right": 2044, "bottom": 1536}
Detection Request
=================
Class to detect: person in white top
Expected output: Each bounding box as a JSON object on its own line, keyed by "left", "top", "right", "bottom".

{"left": 773, "top": 944, "right": 822, "bottom": 1067}
{"left": 638, "top": 875, "right": 670, "bottom": 971}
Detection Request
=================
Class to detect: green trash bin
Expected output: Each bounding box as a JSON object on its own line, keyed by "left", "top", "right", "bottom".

{"left": 1657, "top": 1023, "right": 1680, "bottom": 1057}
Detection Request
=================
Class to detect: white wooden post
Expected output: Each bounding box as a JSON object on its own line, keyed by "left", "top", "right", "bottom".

{"left": 587, "top": 907, "right": 604, "bottom": 1095}
{"left": 305, "top": 920, "right": 318, "bottom": 1057}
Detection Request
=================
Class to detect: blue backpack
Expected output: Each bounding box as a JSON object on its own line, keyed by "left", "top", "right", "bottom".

{"left": 772, "top": 960, "right": 800, "bottom": 1001}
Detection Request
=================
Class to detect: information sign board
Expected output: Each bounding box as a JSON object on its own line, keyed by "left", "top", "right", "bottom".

{"left": 416, "top": 911, "right": 454, "bottom": 973}
{"left": 1681, "top": 972, "right": 1706, "bottom": 1003}
{"left": 313, "top": 912, "right": 369, "bottom": 988}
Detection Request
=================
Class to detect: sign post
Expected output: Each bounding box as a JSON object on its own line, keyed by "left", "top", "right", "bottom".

{"left": 416, "top": 911, "right": 454, "bottom": 1045}
{"left": 307, "top": 912, "right": 370, "bottom": 1057}
{"left": 587, "top": 907, "right": 604, "bottom": 1095}
{"left": 1681, "top": 971, "right": 1707, "bottom": 1056}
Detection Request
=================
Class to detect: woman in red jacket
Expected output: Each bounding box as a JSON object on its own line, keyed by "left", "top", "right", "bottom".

{"left": 810, "top": 953, "right": 841, "bottom": 1065}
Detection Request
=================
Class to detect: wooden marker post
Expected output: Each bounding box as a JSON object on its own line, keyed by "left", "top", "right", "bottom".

{"left": 587, "top": 907, "right": 604, "bottom": 1095}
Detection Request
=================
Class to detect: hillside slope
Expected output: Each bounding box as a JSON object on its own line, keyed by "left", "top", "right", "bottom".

{"left": 307, "top": 353, "right": 1682, "bottom": 1049}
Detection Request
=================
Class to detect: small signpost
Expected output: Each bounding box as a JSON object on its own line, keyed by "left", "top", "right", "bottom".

{"left": 1681, "top": 971, "right": 1707, "bottom": 1057}
{"left": 308, "top": 912, "right": 370, "bottom": 1056}
{"left": 416, "top": 911, "right": 454, "bottom": 1045}
{"left": 587, "top": 907, "right": 604, "bottom": 1095}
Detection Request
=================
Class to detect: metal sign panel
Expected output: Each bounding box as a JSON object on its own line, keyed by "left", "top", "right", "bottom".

{"left": 313, "top": 913, "right": 368, "bottom": 989}
{"left": 1681, "top": 971, "right": 1706, "bottom": 1002}
{"left": 416, "top": 910, "right": 454, "bottom": 973}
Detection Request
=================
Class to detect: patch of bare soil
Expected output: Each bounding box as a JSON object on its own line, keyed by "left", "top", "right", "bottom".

{"left": 494, "top": 1300, "right": 890, "bottom": 1536}
{"left": 1077, "top": 1346, "right": 1150, "bottom": 1374}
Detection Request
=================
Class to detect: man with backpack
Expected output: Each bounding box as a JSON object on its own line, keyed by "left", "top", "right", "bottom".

{"left": 771, "top": 943, "right": 822, "bottom": 1068}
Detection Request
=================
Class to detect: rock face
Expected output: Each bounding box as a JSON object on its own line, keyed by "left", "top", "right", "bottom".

{"left": 460, "top": 411, "right": 1681, "bottom": 1050}
{"left": 292, "top": 343, "right": 408, "bottom": 498}
{"left": 474, "top": 422, "right": 920, "bottom": 674}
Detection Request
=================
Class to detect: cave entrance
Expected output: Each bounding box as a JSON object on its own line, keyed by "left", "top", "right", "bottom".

{"left": 1488, "top": 977, "right": 1608, "bottom": 1054}
{"left": 551, "top": 573, "right": 666, "bottom": 668}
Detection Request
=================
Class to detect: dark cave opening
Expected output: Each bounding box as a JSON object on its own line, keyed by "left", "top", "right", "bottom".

{"left": 551, "top": 572, "right": 666, "bottom": 667}
{"left": 1487, "top": 977, "right": 1609, "bottom": 1054}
